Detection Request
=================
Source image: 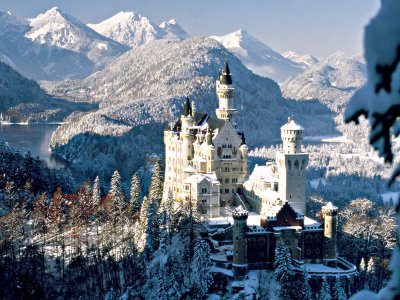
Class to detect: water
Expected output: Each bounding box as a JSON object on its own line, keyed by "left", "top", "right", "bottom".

{"left": 0, "top": 123, "right": 67, "bottom": 168}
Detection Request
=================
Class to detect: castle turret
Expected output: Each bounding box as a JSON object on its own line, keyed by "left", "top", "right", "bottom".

{"left": 322, "top": 202, "right": 338, "bottom": 267}
{"left": 276, "top": 117, "right": 309, "bottom": 213}
{"left": 181, "top": 97, "right": 194, "bottom": 165}
{"left": 216, "top": 62, "right": 237, "bottom": 127}
{"left": 232, "top": 205, "right": 248, "bottom": 279}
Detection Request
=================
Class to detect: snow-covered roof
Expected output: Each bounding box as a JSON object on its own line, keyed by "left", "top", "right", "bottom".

{"left": 322, "top": 202, "right": 338, "bottom": 210}
{"left": 281, "top": 117, "right": 304, "bottom": 131}
{"left": 303, "top": 216, "right": 322, "bottom": 230}
{"left": 184, "top": 173, "right": 219, "bottom": 185}
{"left": 249, "top": 163, "right": 278, "bottom": 183}
{"left": 183, "top": 164, "right": 196, "bottom": 173}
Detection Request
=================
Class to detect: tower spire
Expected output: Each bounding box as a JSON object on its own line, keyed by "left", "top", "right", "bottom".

{"left": 216, "top": 61, "right": 237, "bottom": 127}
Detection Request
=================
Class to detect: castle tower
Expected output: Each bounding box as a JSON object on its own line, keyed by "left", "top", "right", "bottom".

{"left": 322, "top": 202, "right": 338, "bottom": 267}
{"left": 276, "top": 117, "right": 309, "bottom": 213}
{"left": 181, "top": 97, "right": 195, "bottom": 166}
{"left": 216, "top": 61, "right": 237, "bottom": 128}
{"left": 232, "top": 205, "right": 248, "bottom": 279}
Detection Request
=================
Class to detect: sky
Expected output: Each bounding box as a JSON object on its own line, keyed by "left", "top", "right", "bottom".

{"left": 0, "top": 0, "right": 380, "bottom": 58}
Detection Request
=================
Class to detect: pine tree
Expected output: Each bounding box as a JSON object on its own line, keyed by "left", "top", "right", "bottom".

{"left": 148, "top": 160, "right": 163, "bottom": 205}
{"left": 130, "top": 173, "right": 141, "bottom": 216}
{"left": 157, "top": 272, "right": 168, "bottom": 300}
{"left": 274, "top": 240, "right": 294, "bottom": 283}
{"left": 92, "top": 176, "right": 101, "bottom": 206}
{"left": 109, "top": 170, "right": 126, "bottom": 215}
{"left": 190, "top": 239, "right": 213, "bottom": 298}
{"left": 366, "top": 257, "right": 379, "bottom": 291}
{"left": 319, "top": 276, "right": 332, "bottom": 300}
{"left": 333, "top": 277, "right": 346, "bottom": 300}
{"left": 359, "top": 257, "right": 367, "bottom": 289}
{"left": 144, "top": 198, "right": 160, "bottom": 258}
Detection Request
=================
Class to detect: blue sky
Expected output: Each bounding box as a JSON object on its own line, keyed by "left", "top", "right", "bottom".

{"left": 0, "top": 0, "right": 380, "bottom": 57}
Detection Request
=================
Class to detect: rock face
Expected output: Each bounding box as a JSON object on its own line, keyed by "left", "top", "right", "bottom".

{"left": 48, "top": 37, "right": 336, "bottom": 181}
{"left": 211, "top": 29, "right": 304, "bottom": 82}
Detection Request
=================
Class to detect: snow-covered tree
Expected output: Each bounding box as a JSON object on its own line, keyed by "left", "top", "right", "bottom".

{"left": 274, "top": 240, "right": 294, "bottom": 283}
{"left": 92, "top": 175, "right": 101, "bottom": 206}
{"left": 144, "top": 198, "right": 159, "bottom": 258}
{"left": 319, "top": 276, "right": 332, "bottom": 300}
{"left": 109, "top": 170, "right": 126, "bottom": 214}
{"left": 333, "top": 277, "right": 347, "bottom": 300}
{"left": 148, "top": 160, "right": 163, "bottom": 205}
{"left": 157, "top": 272, "right": 168, "bottom": 300}
{"left": 345, "top": 2, "right": 400, "bottom": 296}
{"left": 130, "top": 173, "right": 141, "bottom": 216}
{"left": 366, "top": 257, "right": 379, "bottom": 292}
{"left": 190, "top": 239, "right": 213, "bottom": 298}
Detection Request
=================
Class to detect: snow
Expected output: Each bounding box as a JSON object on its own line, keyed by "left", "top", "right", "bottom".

{"left": 282, "top": 50, "right": 319, "bottom": 68}
{"left": 381, "top": 192, "right": 399, "bottom": 204}
{"left": 310, "top": 178, "right": 327, "bottom": 188}
{"left": 280, "top": 117, "right": 304, "bottom": 130}
{"left": 209, "top": 266, "right": 233, "bottom": 277}
{"left": 211, "top": 29, "right": 304, "bottom": 82}
{"left": 323, "top": 202, "right": 338, "bottom": 210}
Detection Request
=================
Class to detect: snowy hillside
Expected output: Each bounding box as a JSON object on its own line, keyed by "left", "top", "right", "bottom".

{"left": 0, "top": 10, "right": 28, "bottom": 36}
{"left": 0, "top": 61, "right": 95, "bottom": 122}
{"left": 88, "top": 11, "right": 189, "bottom": 48}
{"left": 26, "top": 7, "right": 127, "bottom": 67}
{"left": 211, "top": 29, "right": 304, "bottom": 82}
{"left": 49, "top": 37, "right": 336, "bottom": 179}
{"left": 281, "top": 52, "right": 366, "bottom": 113}
{"left": 282, "top": 51, "right": 319, "bottom": 68}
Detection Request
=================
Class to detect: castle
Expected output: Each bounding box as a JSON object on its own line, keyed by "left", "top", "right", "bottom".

{"left": 163, "top": 62, "right": 356, "bottom": 284}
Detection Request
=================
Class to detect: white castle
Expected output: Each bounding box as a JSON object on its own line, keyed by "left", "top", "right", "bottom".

{"left": 163, "top": 62, "right": 309, "bottom": 217}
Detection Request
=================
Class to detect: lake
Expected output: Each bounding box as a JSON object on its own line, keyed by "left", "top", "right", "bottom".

{"left": 0, "top": 123, "right": 67, "bottom": 169}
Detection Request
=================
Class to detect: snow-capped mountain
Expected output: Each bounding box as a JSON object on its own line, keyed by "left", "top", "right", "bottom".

{"left": 49, "top": 37, "right": 336, "bottom": 179}
{"left": 282, "top": 51, "right": 319, "bottom": 68}
{"left": 87, "top": 11, "right": 165, "bottom": 48}
{"left": 26, "top": 7, "right": 127, "bottom": 67}
{"left": 0, "top": 10, "right": 29, "bottom": 36}
{"left": 281, "top": 51, "right": 366, "bottom": 113}
{"left": 88, "top": 11, "right": 189, "bottom": 48}
{"left": 211, "top": 29, "right": 304, "bottom": 82}
{"left": 0, "top": 8, "right": 128, "bottom": 81}
{"left": 159, "top": 19, "right": 190, "bottom": 40}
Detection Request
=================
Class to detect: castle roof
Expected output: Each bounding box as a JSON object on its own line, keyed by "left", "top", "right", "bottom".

{"left": 281, "top": 117, "right": 304, "bottom": 131}
{"left": 220, "top": 61, "right": 233, "bottom": 85}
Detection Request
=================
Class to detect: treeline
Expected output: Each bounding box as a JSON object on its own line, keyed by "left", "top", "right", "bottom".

{"left": 0, "top": 160, "right": 213, "bottom": 299}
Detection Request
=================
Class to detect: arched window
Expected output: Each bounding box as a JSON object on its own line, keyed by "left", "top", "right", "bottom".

{"left": 306, "top": 234, "right": 312, "bottom": 243}
{"left": 288, "top": 160, "right": 292, "bottom": 170}
{"left": 249, "top": 238, "right": 256, "bottom": 246}
{"left": 259, "top": 238, "right": 266, "bottom": 246}
{"left": 259, "top": 251, "right": 265, "bottom": 258}
{"left": 315, "top": 248, "right": 320, "bottom": 255}
{"left": 315, "top": 234, "right": 321, "bottom": 243}
{"left": 307, "top": 249, "right": 311, "bottom": 256}
{"left": 294, "top": 160, "right": 299, "bottom": 170}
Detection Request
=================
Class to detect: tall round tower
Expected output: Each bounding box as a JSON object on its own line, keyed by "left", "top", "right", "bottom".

{"left": 322, "top": 202, "right": 338, "bottom": 267}
{"left": 216, "top": 61, "right": 237, "bottom": 127}
{"left": 232, "top": 205, "right": 248, "bottom": 279}
{"left": 281, "top": 117, "right": 304, "bottom": 154}
{"left": 181, "top": 97, "right": 194, "bottom": 166}
{"left": 276, "top": 117, "right": 309, "bottom": 214}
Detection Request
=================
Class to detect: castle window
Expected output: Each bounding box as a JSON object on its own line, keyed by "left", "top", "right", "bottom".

{"left": 294, "top": 160, "right": 299, "bottom": 170}
{"left": 249, "top": 238, "right": 256, "bottom": 246}
{"left": 225, "top": 167, "right": 230, "bottom": 172}
{"left": 259, "top": 251, "right": 264, "bottom": 258}
{"left": 225, "top": 189, "right": 229, "bottom": 194}
{"left": 288, "top": 160, "right": 292, "bottom": 170}
{"left": 307, "top": 249, "right": 311, "bottom": 256}
{"left": 259, "top": 238, "right": 265, "bottom": 245}
{"left": 232, "top": 189, "right": 235, "bottom": 194}
{"left": 201, "top": 188, "right": 207, "bottom": 193}
{"left": 315, "top": 248, "right": 320, "bottom": 255}
{"left": 306, "top": 235, "right": 312, "bottom": 243}
{"left": 225, "top": 178, "right": 229, "bottom": 183}
{"left": 315, "top": 235, "right": 321, "bottom": 243}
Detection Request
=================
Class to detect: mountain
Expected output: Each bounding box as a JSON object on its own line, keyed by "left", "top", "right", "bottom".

{"left": 0, "top": 61, "right": 95, "bottom": 123}
{"left": 282, "top": 51, "right": 319, "bottom": 68}
{"left": 211, "top": 29, "right": 304, "bottom": 82}
{"left": 88, "top": 11, "right": 189, "bottom": 48}
{"left": 26, "top": 7, "right": 128, "bottom": 68}
{"left": 48, "top": 37, "right": 336, "bottom": 180}
{"left": 281, "top": 51, "right": 366, "bottom": 113}
{"left": 0, "top": 8, "right": 127, "bottom": 81}
{"left": 159, "top": 19, "right": 190, "bottom": 40}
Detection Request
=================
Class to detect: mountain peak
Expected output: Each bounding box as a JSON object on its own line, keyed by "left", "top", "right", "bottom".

{"left": 159, "top": 18, "right": 190, "bottom": 40}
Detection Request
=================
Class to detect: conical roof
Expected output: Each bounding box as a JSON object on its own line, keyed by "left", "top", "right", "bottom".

{"left": 220, "top": 61, "right": 233, "bottom": 85}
